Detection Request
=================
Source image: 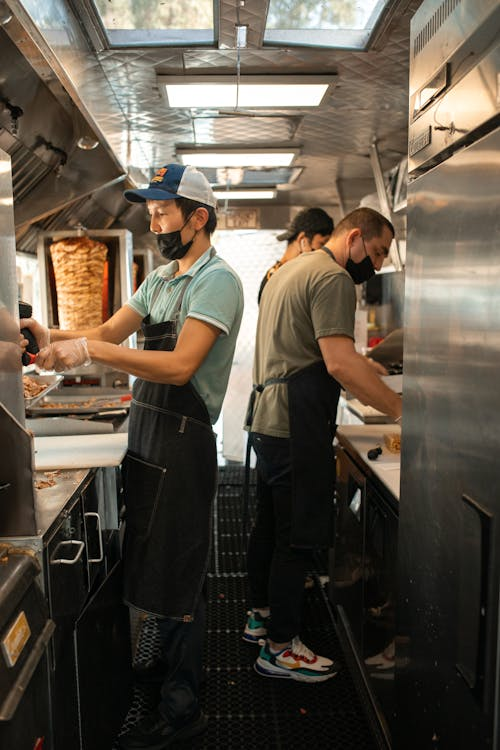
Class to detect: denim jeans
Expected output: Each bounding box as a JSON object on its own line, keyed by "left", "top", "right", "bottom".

{"left": 247, "top": 432, "right": 314, "bottom": 643}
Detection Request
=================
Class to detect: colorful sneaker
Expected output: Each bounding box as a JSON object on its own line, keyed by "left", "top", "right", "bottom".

{"left": 255, "top": 637, "right": 338, "bottom": 683}
{"left": 242, "top": 609, "right": 269, "bottom": 644}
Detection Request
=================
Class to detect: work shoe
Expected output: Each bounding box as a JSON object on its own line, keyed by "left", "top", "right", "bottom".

{"left": 255, "top": 637, "right": 338, "bottom": 683}
{"left": 116, "top": 709, "right": 207, "bottom": 749}
{"left": 242, "top": 609, "right": 269, "bottom": 644}
{"left": 132, "top": 658, "right": 167, "bottom": 684}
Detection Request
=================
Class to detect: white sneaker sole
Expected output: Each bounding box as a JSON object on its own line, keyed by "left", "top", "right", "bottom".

{"left": 254, "top": 657, "right": 338, "bottom": 683}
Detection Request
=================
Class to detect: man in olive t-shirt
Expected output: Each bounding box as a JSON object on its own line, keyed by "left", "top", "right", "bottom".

{"left": 244, "top": 207, "right": 403, "bottom": 684}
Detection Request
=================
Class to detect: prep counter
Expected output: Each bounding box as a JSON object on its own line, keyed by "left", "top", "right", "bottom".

{"left": 2, "top": 433, "right": 131, "bottom": 750}
{"left": 336, "top": 423, "right": 401, "bottom": 503}
{"left": 330, "top": 423, "right": 401, "bottom": 747}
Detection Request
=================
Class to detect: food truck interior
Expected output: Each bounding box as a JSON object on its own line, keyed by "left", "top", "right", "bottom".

{"left": 1, "top": 0, "right": 500, "bottom": 748}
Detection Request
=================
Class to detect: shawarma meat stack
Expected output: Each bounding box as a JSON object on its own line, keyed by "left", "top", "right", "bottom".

{"left": 50, "top": 237, "right": 108, "bottom": 329}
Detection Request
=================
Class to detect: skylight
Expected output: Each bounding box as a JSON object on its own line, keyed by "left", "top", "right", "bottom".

{"left": 264, "top": 0, "right": 391, "bottom": 49}
{"left": 92, "top": 0, "right": 215, "bottom": 47}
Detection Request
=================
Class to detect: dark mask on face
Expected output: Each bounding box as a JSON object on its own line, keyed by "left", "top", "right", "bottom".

{"left": 346, "top": 255, "right": 375, "bottom": 284}
{"left": 156, "top": 213, "right": 195, "bottom": 261}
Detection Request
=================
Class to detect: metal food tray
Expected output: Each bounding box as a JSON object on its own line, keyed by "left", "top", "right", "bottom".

{"left": 24, "top": 374, "right": 64, "bottom": 409}
{"left": 27, "top": 390, "right": 131, "bottom": 415}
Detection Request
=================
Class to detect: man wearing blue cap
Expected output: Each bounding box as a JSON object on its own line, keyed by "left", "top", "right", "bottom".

{"left": 22, "top": 164, "right": 244, "bottom": 748}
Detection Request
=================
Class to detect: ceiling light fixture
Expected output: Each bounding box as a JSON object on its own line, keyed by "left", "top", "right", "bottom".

{"left": 235, "top": 24, "right": 248, "bottom": 48}
{"left": 159, "top": 75, "right": 333, "bottom": 109}
{"left": 214, "top": 189, "right": 277, "bottom": 200}
{"left": 178, "top": 148, "right": 299, "bottom": 168}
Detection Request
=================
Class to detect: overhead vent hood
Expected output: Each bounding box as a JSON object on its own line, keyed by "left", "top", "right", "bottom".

{"left": 0, "top": 24, "right": 126, "bottom": 237}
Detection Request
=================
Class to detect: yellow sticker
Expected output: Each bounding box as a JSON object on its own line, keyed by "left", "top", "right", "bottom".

{"left": 1, "top": 610, "right": 31, "bottom": 668}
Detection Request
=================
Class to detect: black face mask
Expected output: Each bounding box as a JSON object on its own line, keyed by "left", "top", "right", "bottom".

{"left": 345, "top": 235, "right": 375, "bottom": 284}
{"left": 157, "top": 213, "right": 196, "bottom": 261}
{"left": 346, "top": 255, "right": 375, "bottom": 284}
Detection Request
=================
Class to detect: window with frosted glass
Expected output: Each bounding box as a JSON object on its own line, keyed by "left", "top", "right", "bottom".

{"left": 93, "top": 0, "right": 215, "bottom": 46}
{"left": 264, "top": 0, "right": 391, "bottom": 49}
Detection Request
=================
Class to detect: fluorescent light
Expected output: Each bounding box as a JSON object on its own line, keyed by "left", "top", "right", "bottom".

{"left": 235, "top": 24, "right": 248, "bottom": 48}
{"left": 214, "top": 190, "right": 277, "bottom": 200}
{"left": 178, "top": 149, "right": 298, "bottom": 168}
{"left": 159, "top": 75, "right": 332, "bottom": 108}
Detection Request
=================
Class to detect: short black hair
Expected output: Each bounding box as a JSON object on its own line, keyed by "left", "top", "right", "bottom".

{"left": 333, "top": 207, "right": 394, "bottom": 242}
{"left": 284, "top": 207, "right": 334, "bottom": 243}
{"left": 175, "top": 197, "right": 217, "bottom": 235}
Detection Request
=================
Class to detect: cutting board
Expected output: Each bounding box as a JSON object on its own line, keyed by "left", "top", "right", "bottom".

{"left": 34, "top": 433, "right": 128, "bottom": 470}
{"left": 27, "top": 417, "right": 114, "bottom": 436}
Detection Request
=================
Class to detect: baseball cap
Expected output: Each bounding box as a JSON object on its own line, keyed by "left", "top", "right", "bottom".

{"left": 124, "top": 163, "right": 217, "bottom": 208}
{"left": 277, "top": 206, "right": 334, "bottom": 242}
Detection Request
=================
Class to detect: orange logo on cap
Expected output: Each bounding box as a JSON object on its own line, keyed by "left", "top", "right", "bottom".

{"left": 151, "top": 167, "right": 167, "bottom": 183}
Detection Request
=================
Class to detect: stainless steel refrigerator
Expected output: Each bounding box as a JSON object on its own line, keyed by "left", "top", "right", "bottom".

{"left": 396, "top": 1, "right": 500, "bottom": 748}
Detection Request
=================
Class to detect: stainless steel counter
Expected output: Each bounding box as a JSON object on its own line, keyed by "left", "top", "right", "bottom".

{"left": 336, "top": 424, "right": 401, "bottom": 501}
{"left": 34, "top": 468, "right": 91, "bottom": 539}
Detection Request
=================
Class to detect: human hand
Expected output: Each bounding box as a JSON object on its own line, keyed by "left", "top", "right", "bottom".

{"left": 19, "top": 317, "right": 50, "bottom": 349}
{"left": 366, "top": 357, "right": 388, "bottom": 376}
{"left": 36, "top": 337, "right": 91, "bottom": 372}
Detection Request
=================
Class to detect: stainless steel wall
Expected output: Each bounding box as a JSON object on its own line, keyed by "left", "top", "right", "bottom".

{"left": 397, "top": 125, "right": 500, "bottom": 748}
{"left": 0, "top": 147, "right": 24, "bottom": 424}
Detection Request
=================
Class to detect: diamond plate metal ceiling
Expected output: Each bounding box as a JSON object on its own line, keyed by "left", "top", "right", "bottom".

{"left": 3, "top": 0, "right": 423, "bottom": 223}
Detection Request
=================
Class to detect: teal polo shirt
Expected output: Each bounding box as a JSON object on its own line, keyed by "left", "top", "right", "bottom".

{"left": 126, "top": 247, "right": 243, "bottom": 423}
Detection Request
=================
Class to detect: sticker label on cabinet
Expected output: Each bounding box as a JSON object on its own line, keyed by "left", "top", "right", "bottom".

{"left": 1, "top": 610, "right": 31, "bottom": 667}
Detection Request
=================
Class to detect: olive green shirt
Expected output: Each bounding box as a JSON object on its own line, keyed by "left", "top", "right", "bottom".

{"left": 251, "top": 250, "right": 356, "bottom": 437}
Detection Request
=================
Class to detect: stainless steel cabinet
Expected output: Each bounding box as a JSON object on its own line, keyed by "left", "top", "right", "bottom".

{"left": 329, "top": 445, "right": 398, "bottom": 746}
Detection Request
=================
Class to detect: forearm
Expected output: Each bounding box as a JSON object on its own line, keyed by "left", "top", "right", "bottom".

{"left": 332, "top": 353, "right": 402, "bottom": 419}
{"left": 87, "top": 340, "right": 192, "bottom": 385}
{"left": 50, "top": 324, "right": 116, "bottom": 343}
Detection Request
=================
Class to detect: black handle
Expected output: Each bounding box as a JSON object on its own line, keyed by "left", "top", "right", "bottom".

{"left": 19, "top": 301, "right": 39, "bottom": 365}
{"left": 456, "top": 493, "right": 493, "bottom": 707}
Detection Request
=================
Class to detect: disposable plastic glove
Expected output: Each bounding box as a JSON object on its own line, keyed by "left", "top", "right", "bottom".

{"left": 19, "top": 317, "right": 50, "bottom": 349}
{"left": 36, "top": 337, "right": 91, "bottom": 372}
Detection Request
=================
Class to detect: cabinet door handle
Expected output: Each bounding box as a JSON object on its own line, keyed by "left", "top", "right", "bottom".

{"left": 50, "top": 539, "right": 85, "bottom": 565}
{"left": 84, "top": 511, "right": 104, "bottom": 563}
{"left": 456, "top": 493, "right": 493, "bottom": 707}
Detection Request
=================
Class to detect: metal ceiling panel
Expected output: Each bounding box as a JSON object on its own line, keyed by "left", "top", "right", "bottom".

{"left": 193, "top": 115, "right": 299, "bottom": 144}
{"left": 3, "top": 0, "right": 422, "bottom": 228}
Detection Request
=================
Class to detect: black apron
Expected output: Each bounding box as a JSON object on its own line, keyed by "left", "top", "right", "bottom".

{"left": 122, "top": 258, "right": 217, "bottom": 620}
{"left": 248, "top": 361, "right": 340, "bottom": 549}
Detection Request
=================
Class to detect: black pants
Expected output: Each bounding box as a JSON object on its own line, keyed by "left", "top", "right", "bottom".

{"left": 157, "top": 591, "right": 206, "bottom": 726}
{"left": 247, "top": 433, "right": 314, "bottom": 644}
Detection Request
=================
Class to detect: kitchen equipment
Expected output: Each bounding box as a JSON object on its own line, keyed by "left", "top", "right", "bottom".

{"left": 26, "top": 417, "right": 114, "bottom": 436}
{"left": 0, "top": 403, "right": 37, "bottom": 536}
{"left": 23, "top": 373, "right": 63, "bottom": 409}
{"left": 19, "top": 301, "right": 38, "bottom": 366}
{"left": 0, "top": 147, "right": 24, "bottom": 426}
{"left": 37, "top": 229, "right": 136, "bottom": 388}
{"left": 397, "top": 2, "right": 500, "bottom": 747}
{"left": 0, "top": 545, "right": 54, "bottom": 749}
{"left": 346, "top": 399, "right": 394, "bottom": 424}
{"left": 3, "top": 467, "right": 131, "bottom": 750}
{"left": 34, "top": 432, "right": 128, "bottom": 470}
{"left": 27, "top": 388, "right": 131, "bottom": 416}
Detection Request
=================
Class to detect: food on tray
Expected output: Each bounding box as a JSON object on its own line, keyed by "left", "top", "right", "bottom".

{"left": 50, "top": 236, "right": 108, "bottom": 328}
{"left": 23, "top": 375, "right": 48, "bottom": 399}
{"left": 39, "top": 397, "right": 125, "bottom": 410}
{"left": 34, "top": 470, "right": 60, "bottom": 490}
{"left": 384, "top": 432, "right": 401, "bottom": 453}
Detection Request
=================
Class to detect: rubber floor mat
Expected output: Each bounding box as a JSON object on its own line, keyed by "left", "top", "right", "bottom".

{"left": 115, "top": 466, "right": 383, "bottom": 749}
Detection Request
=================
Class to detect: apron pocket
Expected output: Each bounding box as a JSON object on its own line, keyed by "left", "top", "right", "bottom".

{"left": 122, "top": 453, "right": 167, "bottom": 539}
